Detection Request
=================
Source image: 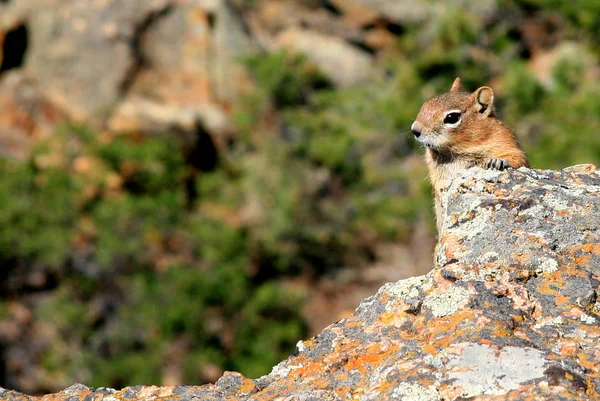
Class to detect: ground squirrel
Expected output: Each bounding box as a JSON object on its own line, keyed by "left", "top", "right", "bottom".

{"left": 411, "top": 77, "right": 528, "bottom": 233}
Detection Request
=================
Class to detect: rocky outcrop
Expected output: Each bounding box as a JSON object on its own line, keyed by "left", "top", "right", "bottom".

{"left": 0, "top": 0, "right": 530, "bottom": 159}
{"left": 3, "top": 164, "right": 599, "bottom": 400}
{"left": 0, "top": 0, "right": 418, "bottom": 157}
{"left": 0, "top": 0, "right": 509, "bottom": 159}
{"left": 0, "top": 0, "right": 256, "bottom": 151}
{"left": 0, "top": 71, "right": 64, "bottom": 159}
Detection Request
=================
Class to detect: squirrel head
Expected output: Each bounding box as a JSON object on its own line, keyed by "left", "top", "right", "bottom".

{"left": 411, "top": 77, "right": 496, "bottom": 152}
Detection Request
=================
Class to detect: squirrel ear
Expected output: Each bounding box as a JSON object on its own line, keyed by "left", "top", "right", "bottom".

{"left": 450, "top": 77, "right": 462, "bottom": 92}
{"left": 474, "top": 86, "right": 494, "bottom": 117}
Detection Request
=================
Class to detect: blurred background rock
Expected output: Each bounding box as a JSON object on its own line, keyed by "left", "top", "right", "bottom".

{"left": 0, "top": 0, "right": 598, "bottom": 394}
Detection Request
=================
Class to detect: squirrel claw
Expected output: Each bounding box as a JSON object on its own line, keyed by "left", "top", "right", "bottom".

{"left": 486, "top": 158, "right": 510, "bottom": 171}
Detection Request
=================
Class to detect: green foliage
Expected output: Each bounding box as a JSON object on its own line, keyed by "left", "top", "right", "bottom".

{"left": 522, "top": 0, "right": 600, "bottom": 37}
{"left": 2, "top": 51, "right": 435, "bottom": 390}
{"left": 502, "top": 62, "right": 545, "bottom": 116}
{"left": 232, "top": 282, "right": 305, "bottom": 376}
{"left": 0, "top": 158, "right": 77, "bottom": 268}
{"left": 98, "top": 135, "right": 185, "bottom": 195}
{"left": 230, "top": 55, "right": 435, "bottom": 276}
{"left": 0, "top": 124, "right": 307, "bottom": 388}
{"left": 499, "top": 44, "right": 600, "bottom": 169}
{"left": 244, "top": 52, "right": 330, "bottom": 107}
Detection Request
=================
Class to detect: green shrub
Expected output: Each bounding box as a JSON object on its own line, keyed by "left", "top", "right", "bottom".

{"left": 0, "top": 157, "right": 77, "bottom": 269}
{"left": 0, "top": 124, "right": 308, "bottom": 388}
{"left": 244, "top": 51, "right": 330, "bottom": 108}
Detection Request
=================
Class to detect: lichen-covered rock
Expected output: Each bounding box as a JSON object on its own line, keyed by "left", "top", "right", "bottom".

{"left": 2, "top": 165, "right": 599, "bottom": 400}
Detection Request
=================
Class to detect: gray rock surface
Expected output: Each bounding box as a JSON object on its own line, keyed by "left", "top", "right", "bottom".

{"left": 0, "top": 0, "right": 255, "bottom": 134}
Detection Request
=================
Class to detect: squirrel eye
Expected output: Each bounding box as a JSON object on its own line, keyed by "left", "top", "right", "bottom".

{"left": 443, "top": 111, "right": 462, "bottom": 125}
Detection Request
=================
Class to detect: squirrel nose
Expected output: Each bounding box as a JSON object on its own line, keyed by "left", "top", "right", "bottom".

{"left": 411, "top": 121, "right": 422, "bottom": 137}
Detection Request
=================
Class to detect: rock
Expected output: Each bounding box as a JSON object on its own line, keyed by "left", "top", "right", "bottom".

{"left": 0, "top": 1, "right": 28, "bottom": 34}
{"left": 334, "top": 0, "right": 498, "bottom": 24}
{"left": 0, "top": 0, "right": 254, "bottom": 139}
{"left": 107, "top": 0, "right": 254, "bottom": 135}
{"left": 22, "top": 0, "right": 173, "bottom": 121}
{"left": 342, "top": 0, "right": 431, "bottom": 24}
{"left": 4, "top": 164, "right": 599, "bottom": 400}
{"left": 527, "top": 42, "right": 597, "bottom": 88}
{"left": 248, "top": 0, "right": 363, "bottom": 45}
{"left": 107, "top": 96, "right": 233, "bottom": 137}
{"left": 0, "top": 71, "right": 65, "bottom": 159}
{"left": 329, "top": 0, "right": 379, "bottom": 28}
{"left": 276, "top": 28, "right": 373, "bottom": 87}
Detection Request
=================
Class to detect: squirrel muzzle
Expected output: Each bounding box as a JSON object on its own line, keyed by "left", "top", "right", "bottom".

{"left": 411, "top": 121, "right": 422, "bottom": 137}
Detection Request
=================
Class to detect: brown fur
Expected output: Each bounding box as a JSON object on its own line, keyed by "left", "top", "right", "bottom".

{"left": 411, "top": 77, "right": 528, "bottom": 232}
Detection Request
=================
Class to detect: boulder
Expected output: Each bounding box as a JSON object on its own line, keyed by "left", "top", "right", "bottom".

{"left": 3, "top": 164, "right": 599, "bottom": 400}
{"left": 339, "top": 0, "right": 431, "bottom": 24}
{"left": 108, "top": 0, "right": 255, "bottom": 135}
{"left": 342, "top": 0, "right": 498, "bottom": 24}
{"left": 276, "top": 28, "right": 373, "bottom": 88}
{"left": 15, "top": 0, "right": 174, "bottom": 122}
{"left": 0, "top": 71, "right": 65, "bottom": 159}
{"left": 0, "top": 0, "right": 255, "bottom": 156}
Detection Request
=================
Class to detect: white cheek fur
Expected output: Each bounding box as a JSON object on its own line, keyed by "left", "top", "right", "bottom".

{"left": 417, "top": 134, "right": 450, "bottom": 150}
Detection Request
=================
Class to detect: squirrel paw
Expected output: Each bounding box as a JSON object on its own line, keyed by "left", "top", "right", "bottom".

{"left": 485, "top": 158, "right": 510, "bottom": 171}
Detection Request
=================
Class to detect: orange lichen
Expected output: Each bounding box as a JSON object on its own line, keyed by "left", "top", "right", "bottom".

{"left": 560, "top": 343, "right": 578, "bottom": 356}
{"left": 377, "top": 311, "right": 401, "bottom": 325}
{"left": 421, "top": 343, "right": 439, "bottom": 355}
{"left": 289, "top": 361, "right": 327, "bottom": 380}
{"left": 555, "top": 296, "right": 571, "bottom": 305}
{"left": 567, "top": 243, "right": 600, "bottom": 265}
{"left": 344, "top": 346, "right": 395, "bottom": 373}
{"left": 537, "top": 282, "right": 561, "bottom": 296}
